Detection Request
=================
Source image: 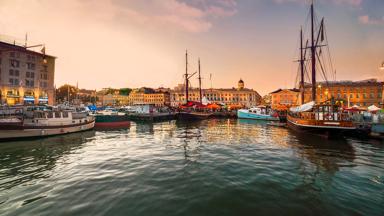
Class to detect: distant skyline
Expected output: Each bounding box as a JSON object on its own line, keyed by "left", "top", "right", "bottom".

{"left": 0, "top": 0, "right": 383, "bottom": 95}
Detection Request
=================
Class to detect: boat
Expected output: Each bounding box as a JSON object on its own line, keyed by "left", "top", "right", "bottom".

{"left": 237, "top": 106, "right": 279, "bottom": 121}
{"left": 178, "top": 111, "right": 212, "bottom": 120}
{"left": 93, "top": 107, "right": 130, "bottom": 129}
{"left": 286, "top": 2, "right": 357, "bottom": 138}
{"left": 0, "top": 106, "right": 95, "bottom": 141}
{"left": 178, "top": 51, "right": 212, "bottom": 121}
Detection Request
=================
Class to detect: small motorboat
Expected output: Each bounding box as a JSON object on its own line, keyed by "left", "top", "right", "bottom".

{"left": 237, "top": 106, "right": 279, "bottom": 121}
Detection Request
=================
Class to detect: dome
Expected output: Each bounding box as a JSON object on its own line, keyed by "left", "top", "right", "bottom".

{"left": 238, "top": 79, "right": 244, "bottom": 84}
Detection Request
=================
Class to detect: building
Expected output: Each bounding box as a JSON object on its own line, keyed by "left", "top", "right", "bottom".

{"left": 128, "top": 87, "right": 170, "bottom": 107}
{"left": 303, "top": 79, "right": 384, "bottom": 107}
{"left": 170, "top": 79, "right": 262, "bottom": 107}
{"left": 0, "top": 39, "right": 55, "bottom": 105}
{"left": 270, "top": 88, "right": 300, "bottom": 109}
{"left": 101, "top": 93, "right": 130, "bottom": 106}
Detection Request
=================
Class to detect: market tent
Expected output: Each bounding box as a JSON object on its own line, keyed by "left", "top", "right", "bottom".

{"left": 344, "top": 105, "right": 366, "bottom": 112}
{"left": 207, "top": 103, "right": 221, "bottom": 109}
{"left": 367, "top": 105, "right": 381, "bottom": 112}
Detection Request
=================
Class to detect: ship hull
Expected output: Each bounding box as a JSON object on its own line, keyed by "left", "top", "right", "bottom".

{"left": 287, "top": 115, "right": 356, "bottom": 138}
{"left": 178, "top": 112, "right": 212, "bottom": 120}
{"left": 94, "top": 115, "right": 130, "bottom": 129}
{"left": 0, "top": 120, "right": 95, "bottom": 141}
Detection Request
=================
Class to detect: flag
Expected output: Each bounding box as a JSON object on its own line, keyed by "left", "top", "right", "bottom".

{"left": 320, "top": 20, "right": 325, "bottom": 42}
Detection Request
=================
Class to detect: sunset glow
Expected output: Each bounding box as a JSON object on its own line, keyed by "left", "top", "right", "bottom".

{"left": 0, "top": 0, "right": 382, "bottom": 95}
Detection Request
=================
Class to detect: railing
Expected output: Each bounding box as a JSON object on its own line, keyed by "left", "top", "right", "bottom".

{"left": 290, "top": 112, "right": 352, "bottom": 121}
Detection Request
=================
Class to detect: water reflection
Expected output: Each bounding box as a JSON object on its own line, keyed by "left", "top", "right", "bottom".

{"left": 0, "top": 131, "right": 95, "bottom": 190}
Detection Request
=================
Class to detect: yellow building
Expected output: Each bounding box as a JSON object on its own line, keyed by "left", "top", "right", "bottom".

{"left": 128, "top": 88, "right": 170, "bottom": 107}
{"left": 303, "top": 79, "right": 384, "bottom": 107}
{"left": 170, "top": 79, "right": 262, "bottom": 107}
{"left": 0, "top": 39, "right": 55, "bottom": 105}
{"left": 101, "top": 93, "right": 130, "bottom": 106}
{"left": 270, "top": 89, "right": 300, "bottom": 109}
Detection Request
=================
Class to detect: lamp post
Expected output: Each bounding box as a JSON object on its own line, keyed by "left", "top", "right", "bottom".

{"left": 318, "top": 84, "right": 322, "bottom": 103}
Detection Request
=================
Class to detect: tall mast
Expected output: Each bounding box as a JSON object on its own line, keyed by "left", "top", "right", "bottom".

{"left": 185, "top": 50, "right": 189, "bottom": 103}
{"left": 311, "top": 2, "right": 316, "bottom": 102}
{"left": 300, "top": 27, "right": 305, "bottom": 104}
{"left": 198, "top": 58, "right": 202, "bottom": 103}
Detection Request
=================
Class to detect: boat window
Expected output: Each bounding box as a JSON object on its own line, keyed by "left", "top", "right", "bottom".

{"left": 55, "top": 112, "right": 61, "bottom": 118}
{"left": 62, "top": 112, "right": 69, "bottom": 118}
{"left": 47, "top": 112, "right": 53, "bottom": 118}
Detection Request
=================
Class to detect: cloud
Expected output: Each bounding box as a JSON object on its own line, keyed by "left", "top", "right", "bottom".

{"left": 109, "top": 0, "right": 238, "bottom": 33}
{"left": 358, "top": 15, "right": 384, "bottom": 25}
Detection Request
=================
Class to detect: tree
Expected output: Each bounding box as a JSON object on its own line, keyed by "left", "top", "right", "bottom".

{"left": 56, "top": 84, "right": 77, "bottom": 103}
{"left": 119, "top": 88, "right": 132, "bottom": 96}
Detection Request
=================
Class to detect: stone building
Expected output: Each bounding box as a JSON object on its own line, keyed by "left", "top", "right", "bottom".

{"left": 0, "top": 40, "right": 55, "bottom": 105}
{"left": 303, "top": 79, "right": 384, "bottom": 107}
{"left": 170, "top": 79, "right": 262, "bottom": 107}
{"left": 270, "top": 88, "right": 300, "bottom": 109}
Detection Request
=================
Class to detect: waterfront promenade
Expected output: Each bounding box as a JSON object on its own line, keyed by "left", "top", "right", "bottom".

{"left": 0, "top": 119, "right": 383, "bottom": 216}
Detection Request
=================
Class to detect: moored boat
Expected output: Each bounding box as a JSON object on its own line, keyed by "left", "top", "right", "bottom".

{"left": 93, "top": 108, "right": 130, "bottom": 129}
{"left": 237, "top": 106, "right": 279, "bottom": 121}
{"left": 0, "top": 107, "right": 95, "bottom": 141}
{"left": 287, "top": 102, "right": 356, "bottom": 138}
{"left": 178, "top": 111, "right": 212, "bottom": 120}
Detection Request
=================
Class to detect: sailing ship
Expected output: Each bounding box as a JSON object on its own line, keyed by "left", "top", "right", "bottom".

{"left": 0, "top": 106, "right": 95, "bottom": 141}
{"left": 286, "top": 2, "right": 356, "bottom": 138}
{"left": 178, "top": 51, "right": 212, "bottom": 120}
{"left": 237, "top": 106, "right": 279, "bottom": 121}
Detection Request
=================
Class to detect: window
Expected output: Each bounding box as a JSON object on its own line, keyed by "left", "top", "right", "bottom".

{"left": 9, "top": 59, "right": 20, "bottom": 68}
{"left": 47, "top": 112, "right": 53, "bottom": 118}
{"left": 55, "top": 112, "right": 61, "bottom": 118}
{"left": 350, "top": 94, "right": 353, "bottom": 99}
{"left": 9, "top": 69, "right": 14, "bottom": 76}
{"left": 15, "top": 70, "right": 19, "bottom": 76}
{"left": 26, "top": 72, "right": 30, "bottom": 78}
{"left": 9, "top": 78, "right": 13, "bottom": 85}
{"left": 370, "top": 93, "right": 374, "bottom": 99}
{"left": 356, "top": 94, "right": 359, "bottom": 98}
{"left": 27, "top": 63, "right": 36, "bottom": 70}
{"left": 378, "top": 93, "right": 382, "bottom": 98}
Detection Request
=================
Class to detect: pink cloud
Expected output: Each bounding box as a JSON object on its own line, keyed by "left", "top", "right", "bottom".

{"left": 109, "top": 0, "right": 238, "bottom": 33}
{"left": 359, "top": 15, "right": 384, "bottom": 25}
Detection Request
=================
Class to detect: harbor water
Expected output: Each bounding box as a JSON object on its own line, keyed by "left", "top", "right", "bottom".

{"left": 0, "top": 119, "right": 383, "bottom": 216}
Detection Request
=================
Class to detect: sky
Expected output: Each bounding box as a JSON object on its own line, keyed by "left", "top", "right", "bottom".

{"left": 0, "top": 0, "right": 383, "bottom": 95}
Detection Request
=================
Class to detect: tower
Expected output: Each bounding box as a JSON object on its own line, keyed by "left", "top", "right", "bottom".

{"left": 238, "top": 79, "right": 244, "bottom": 90}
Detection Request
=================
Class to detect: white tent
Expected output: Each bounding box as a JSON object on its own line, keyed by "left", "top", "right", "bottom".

{"left": 368, "top": 105, "right": 381, "bottom": 112}
{"left": 289, "top": 101, "right": 315, "bottom": 113}
{"left": 202, "top": 97, "right": 211, "bottom": 105}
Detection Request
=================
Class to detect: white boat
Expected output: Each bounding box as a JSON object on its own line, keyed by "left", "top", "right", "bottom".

{"left": 237, "top": 106, "right": 279, "bottom": 121}
{"left": 0, "top": 107, "right": 95, "bottom": 141}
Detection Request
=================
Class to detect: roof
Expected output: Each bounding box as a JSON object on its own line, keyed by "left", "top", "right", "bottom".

{"left": 270, "top": 88, "right": 300, "bottom": 94}
{"left": 0, "top": 40, "right": 56, "bottom": 59}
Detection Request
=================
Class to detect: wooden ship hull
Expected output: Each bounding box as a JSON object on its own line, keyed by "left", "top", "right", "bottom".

{"left": 178, "top": 112, "right": 212, "bottom": 120}
{"left": 287, "top": 115, "right": 356, "bottom": 138}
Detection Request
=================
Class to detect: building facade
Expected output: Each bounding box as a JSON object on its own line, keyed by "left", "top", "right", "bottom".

{"left": 128, "top": 87, "right": 170, "bottom": 107}
{"left": 0, "top": 40, "right": 55, "bottom": 105}
{"left": 170, "top": 79, "right": 262, "bottom": 107}
{"left": 270, "top": 88, "right": 300, "bottom": 109}
{"left": 303, "top": 79, "right": 384, "bottom": 107}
